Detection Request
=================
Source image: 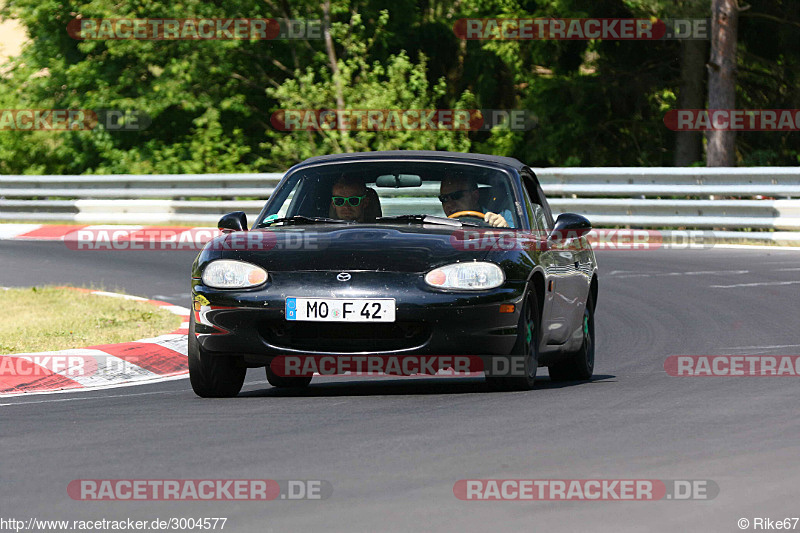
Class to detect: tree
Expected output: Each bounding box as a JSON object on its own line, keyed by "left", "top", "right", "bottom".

{"left": 706, "top": 0, "right": 739, "bottom": 166}
{"left": 259, "top": 12, "right": 472, "bottom": 167}
{"left": 675, "top": 38, "right": 708, "bottom": 166}
{"left": 1, "top": 0, "right": 797, "bottom": 172}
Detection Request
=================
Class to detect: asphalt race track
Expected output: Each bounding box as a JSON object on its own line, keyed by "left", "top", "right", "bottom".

{"left": 1, "top": 240, "right": 799, "bottom": 532}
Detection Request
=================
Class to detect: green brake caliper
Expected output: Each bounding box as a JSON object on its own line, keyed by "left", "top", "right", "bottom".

{"left": 526, "top": 321, "right": 533, "bottom": 345}
{"left": 583, "top": 315, "right": 590, "bottom": 336}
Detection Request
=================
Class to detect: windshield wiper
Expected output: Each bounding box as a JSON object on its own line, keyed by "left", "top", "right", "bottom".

{"left": 258, "top": 216, "right": 349, "bottom": 227}
{"left": 374, "top": 214, "right": 481, "bottom": 227}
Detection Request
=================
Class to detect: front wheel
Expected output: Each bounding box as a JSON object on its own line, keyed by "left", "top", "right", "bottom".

{"left": 188, "top": 314, "right": 246, "bottom": 398}
{"left": 486, "top": 289, "right": 539, "bottom": 391}
{"left": 548, "top": 292, "right": 595, "bottom": 382}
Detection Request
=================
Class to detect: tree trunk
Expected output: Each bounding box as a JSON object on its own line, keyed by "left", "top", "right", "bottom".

{"left": 674, "top": 39, "right": 707, "bottom": 166}
{"left": 706, "top": 0, "right": 739, "bottom": 167}
{"left": 322, "top": 0, "right": 351, "bottom": 152}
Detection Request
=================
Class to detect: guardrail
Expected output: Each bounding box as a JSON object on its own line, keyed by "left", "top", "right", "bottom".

{"left": 2, "top": 169, "right": 800, "bottom": 239}
{"left": 533, "top": 167, "right": 800, "bottom": 198}
{"left": 0, "top": 174, "right": 284, "bottom": 199}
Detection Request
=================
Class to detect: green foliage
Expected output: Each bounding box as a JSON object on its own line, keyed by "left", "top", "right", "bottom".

{"left": 260, "top": 13, "right": 471, "bottom": 167}
{"left": 0, "top": 0, "right": 797, "bottom": 172}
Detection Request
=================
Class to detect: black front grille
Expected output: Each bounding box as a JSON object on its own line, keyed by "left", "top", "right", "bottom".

{"left": 259, "top": 320, "right": 430, "bottom": 352}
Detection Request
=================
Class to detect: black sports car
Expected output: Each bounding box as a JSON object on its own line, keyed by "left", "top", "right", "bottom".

{"left": 189, "top": 151, "right": 598, "bottom": 397}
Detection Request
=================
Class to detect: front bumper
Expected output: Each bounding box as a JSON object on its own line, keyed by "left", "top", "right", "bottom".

{"left": 192, "top": 270, "right": 525, "bottom": 363}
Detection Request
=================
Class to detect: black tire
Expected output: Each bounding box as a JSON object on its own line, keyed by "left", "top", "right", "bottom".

{"left": 486, "top": 288, "right": 539, "bottom": 391}
{"left": 188, "top": 314, "right": 246, "bottom": 398}
{"left": 548, "top": 292, "right": 595, "bottom": 382}
{"left": 265, "top": 365, "right": 313, "bottom": 388}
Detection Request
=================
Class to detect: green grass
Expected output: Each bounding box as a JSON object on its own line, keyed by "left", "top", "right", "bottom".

{"left": 0, "top": 286, "right": 183, "bottom": 355}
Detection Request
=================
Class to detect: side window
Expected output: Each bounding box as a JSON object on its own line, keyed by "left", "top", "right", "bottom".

{"left": 260, "top": 175, "right": 306, "bottom": 223}
{"left": 519, "top": 182, "right": 541, "bottom": 232}
{"left": 533, "top": 204, "right": 548, "bottom": 234}
{"left": 277, "top": 182, "right": 299, "bottom": 218}
{"left": 520, "top": 171, "right": 554, "bottom": 230}
{"left": 276, "top": 177, "right": 311, "bottom": 218}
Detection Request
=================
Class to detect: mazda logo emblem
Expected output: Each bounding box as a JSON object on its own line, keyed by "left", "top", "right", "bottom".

{"left": 337, "top": 272, "right": 351, "bottom": 282}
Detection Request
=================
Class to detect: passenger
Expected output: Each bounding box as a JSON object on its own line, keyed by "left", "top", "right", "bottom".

{"left": 330, "top": 176, "right": 371, "bottom": 222}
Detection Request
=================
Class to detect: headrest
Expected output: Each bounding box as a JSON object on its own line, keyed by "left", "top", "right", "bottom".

{"left": 477, "top": 186, "right": 500, "bottom": 210}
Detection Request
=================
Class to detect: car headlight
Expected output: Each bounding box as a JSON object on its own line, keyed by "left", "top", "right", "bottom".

{"left": 202, "top": 260, "right": 268, "bottom": 289}
{"left": 424, "top": 262, "right": 505, "bottom": 290}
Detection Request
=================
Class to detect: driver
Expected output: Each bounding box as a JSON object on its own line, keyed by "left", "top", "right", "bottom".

{"left": 438, "top": 175, "right": 512, "bottom": 228}
{"left": 331, "top": 175, "right": 371, "bottom": 222}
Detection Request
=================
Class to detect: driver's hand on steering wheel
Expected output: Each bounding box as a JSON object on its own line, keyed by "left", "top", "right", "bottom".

{"left": 484, "top": 211, "right": 509, "bottom": 228}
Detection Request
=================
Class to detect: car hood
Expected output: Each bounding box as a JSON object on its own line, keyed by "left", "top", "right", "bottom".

{"left": 202, "top": 224, "right": 520, "bottom": 273}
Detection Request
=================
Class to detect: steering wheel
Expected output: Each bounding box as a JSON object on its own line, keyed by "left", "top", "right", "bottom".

{"left": 448, "top": 210, "right": 486, "bottom": 220}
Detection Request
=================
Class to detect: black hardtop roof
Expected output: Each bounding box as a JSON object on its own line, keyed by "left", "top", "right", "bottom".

{"left": 294, "top": 150, "right": 527, "bottom": 171}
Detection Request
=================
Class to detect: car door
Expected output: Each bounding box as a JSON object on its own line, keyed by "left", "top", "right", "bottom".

{"left": 518, "top": 174, "right": 562, "bottom": 345}
{"left": 520, "top": 170, "right": 582, "bottom": 345}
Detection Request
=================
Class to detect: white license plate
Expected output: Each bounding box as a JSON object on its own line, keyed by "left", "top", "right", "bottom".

{"left": 286, "top": 297, "right": 396, "bottom": 322}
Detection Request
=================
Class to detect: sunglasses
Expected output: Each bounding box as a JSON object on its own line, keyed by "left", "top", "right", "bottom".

{"left": 438, "top": 189, "right": 473, "bottom": 204}
{"left": 332, "top": 195, "right": 366, "bottom": 207}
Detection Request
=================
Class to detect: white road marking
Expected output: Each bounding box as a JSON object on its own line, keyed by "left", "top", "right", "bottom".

{"left": 610, "top": 270, "right": 749, "bottom": 279}
{"left": 161, "top": 305, "right": 191, "bottom": 316}
{"left": 152, "top": 294, "right": 189, "bottom": 303}
{"left": 90, "top": 291, "right": 148, "bottom": 301}
{"left": 0, "top": 373, "right": 189, "bottom": 403}
{"left": 714, "top": 244, "right": 800, "bottom": 251}
{"left": 133, "top": 334, "right": 188, "bottom": 356}
{"left": 684, "top": 270, "right": 749, "bottom": 275}
{"left": 723, "top": 344, "right": 800, "bottom": 351}
{"left": 1, "top": 348, "right": 160, "bottom": 388}
{"left": 0, "top": 224, "right": 42, "bottom": 239}
{"left": 0, "top": 382, "right": 190, "bottom": 406}
{"left": 710, "top": 280, "right": 800, "bottom": 289}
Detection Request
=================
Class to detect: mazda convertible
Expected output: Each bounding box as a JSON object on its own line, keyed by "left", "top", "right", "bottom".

{"left": 189, "top": 151, "right": 598, "bottom": 397}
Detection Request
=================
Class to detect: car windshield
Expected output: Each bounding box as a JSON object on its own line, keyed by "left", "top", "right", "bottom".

{"left": 256, "top": 160, "right": 520, "bottom": 228}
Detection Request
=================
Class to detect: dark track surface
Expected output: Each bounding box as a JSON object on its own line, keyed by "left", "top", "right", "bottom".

{"left": 1, "top": 240, "right": 799, "bottom": 532}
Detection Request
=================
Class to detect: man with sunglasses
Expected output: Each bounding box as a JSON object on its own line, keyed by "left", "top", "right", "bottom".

{"left": 330, "top": 175, "right": 372, "bottom": 222}
{"left": 439, "top": 175, "right": 512, "bottom": 228}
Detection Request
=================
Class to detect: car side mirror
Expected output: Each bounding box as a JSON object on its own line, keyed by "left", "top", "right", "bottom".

{"left": 548, "top": 213, "right": 591, "bottom": 243}
{"left": 218, "top": 212, "right": 248, "bottom": 233}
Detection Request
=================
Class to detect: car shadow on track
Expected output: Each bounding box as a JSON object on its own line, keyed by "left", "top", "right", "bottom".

{"left": 237, "top": 374, "right": 617, "bottom": 398}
